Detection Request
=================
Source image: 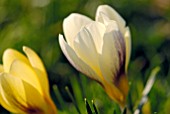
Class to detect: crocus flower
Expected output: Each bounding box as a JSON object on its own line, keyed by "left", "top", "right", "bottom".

{"left": 59, "top": 5, "right": 131, "bottom": 107}
{"left": 0, "top": 46, "right": 57, "bottom": 114}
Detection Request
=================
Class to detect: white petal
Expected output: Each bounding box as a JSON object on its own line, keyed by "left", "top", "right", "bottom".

{"left": 59, "top": 34, "right": 101, "bottom": 82}
{"left": 99, "top": 24, "right": 125, "bottom": 83}
{"left": 63, "top": 13, "right": 92, "bottom": 48}
{"left": 96, "top": 5, "right": 126, "bottom": 34}
{"left": 73, "top": 27, "right": 102, "bottom": 77}
{"left": 95, "top": 12, "right": 110, "bottom": 25}
{"left": 104, "top": 19, "right": 119, "bottom": 32}
{"left": 124, "top": 27, "right": 131, "bottom": 72}
{"left": 99, "top": 31, "right": 119, "bottom": 83}
{"left": 85, "top": 22, "right": 106, "bottom": 53}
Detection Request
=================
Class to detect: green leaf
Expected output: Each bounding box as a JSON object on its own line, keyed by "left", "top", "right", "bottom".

{"left": 92, "top": 100, "right": 98, "bottom": 114}
{"left": 85, "top": 98, "right": 93, "bottom": 114}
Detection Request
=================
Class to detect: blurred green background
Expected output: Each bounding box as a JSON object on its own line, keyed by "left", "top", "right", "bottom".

{"left": 0, "top": 0, "right": 170, "bottom": 113}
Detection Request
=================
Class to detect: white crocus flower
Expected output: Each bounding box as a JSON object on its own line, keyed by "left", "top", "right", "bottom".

{"left": 59, "top": 5, "right": 131, "bottom": 107}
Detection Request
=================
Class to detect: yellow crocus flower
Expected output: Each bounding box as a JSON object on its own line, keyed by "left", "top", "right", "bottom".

{"left": 0, "top": 46, "right": 57, "bottom": 114}
{"left": 59, "top": 5, "right": 131, "bottom": 107}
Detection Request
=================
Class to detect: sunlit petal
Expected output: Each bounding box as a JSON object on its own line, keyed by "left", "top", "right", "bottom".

{"left": 124, "top": 27, "right": 131, "bottom": 72}
{"left": 63, "top": 13, "right": 92, "bottom": 47}
{"left": 73, "top": 27, "right": 103, "bottom": 78}
{"left": 96, "top": 5, "right": 126, "bottom": 34}
{"left": 99, "top": 28, "right": 120, "bottom": 83}
{"left": 59, "top": 34, "right": 101, "bottom": 82}
{"left": 95, "top": 12, "right": 110, "bottom": 25}
{"left": 23, "top": 46, "right": 49, "bottom": 95}
{"left": 85, "top": 22, "right": 106, "bottom": 53}
{"left": 9, "top": 60, "right": 43, "bottom": 95}
{"left": 98, "top": 20, "right": 128, "bottom": 106}
{"left": 2, "top": 49, "right": 30, "bottom": 72}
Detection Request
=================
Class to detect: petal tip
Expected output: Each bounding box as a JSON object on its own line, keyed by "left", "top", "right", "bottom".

{"left": 58, "top": 34, "right": 65, "bottom": 45}
{"left": 3, "top": 48, "right": 15, "bottom": 61}
{"left": 23, "top": 46, "right": 32, "bottom": 56}
{"left": 58, "top": 34, "right": 64, "bottom": 39}
{"left": 22, "top": 46, "right": 28, "bottom": 52}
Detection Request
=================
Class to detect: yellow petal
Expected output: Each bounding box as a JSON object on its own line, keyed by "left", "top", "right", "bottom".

{"left": 0, "top": 73, "right": 26, "bottom": 113}
{"left": 23, "top": 46, "right": 49, "bottom": 95}
{"left": 0, "top": 64, "right": 4, "bottom": 72}
{"left": 63, "top": 13, "right": 92, "bottom": 47}
{"left": 0, "top": 73, "right": 49, "bottom": 113}
{"left": 115, "top": 73, "right": 129, "bottom": 99}
{"left": 21, "top": 80, "right": 50, "bottom": 113}
{"left": 96, "top": 5, "right": 126, "bottom": 34}
{"left": 59, "top": 34, "right": 101, "bottom": 82}
{"left": 9, "top": 60, "right": 43, "bottom": 95}
{"left": 2, "top": 49, "right": 29, "bottom": 72}
{"left": 103, "top": 80, "right": 125, "bottom": 107}
{"left": 124, "top": 27, "right": 131, "bottom": 72}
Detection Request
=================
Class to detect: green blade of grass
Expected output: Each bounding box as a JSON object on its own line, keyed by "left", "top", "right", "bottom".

{"left": 65, "top": 86, "right": 81, "bottom": 114}
{"left": 92, "top": 100, "right": 98, "bottom": 114}
{"left": 85, "top": 98, "right": 93, "bottom": 114}
{"left": 53, "top": 84, "right": 65, "bottom": 109}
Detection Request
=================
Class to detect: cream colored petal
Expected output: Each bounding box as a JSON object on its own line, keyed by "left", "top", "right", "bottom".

{"left": 95, "top": 12, "right": 110, "bottom": 25}
{"left": 0, "top": 64, "right": 4, "bottom": 73}
{"left": 9, "top": 60, "right": 43, "bottom": 95}
{"left": 96, "top": 5, "right": 126, "bottom": 34}
{"left": 59, "top": 34, "right": 101, "bottom": 82}
{"left": 124, "top": 27, "right": 131, "bottom": 72}
{"left": 85, "top": 22, "right": 106, "bottom": 54}
{"left": 73, "top": 27, "right": 102, "bottom": 77}
{"left": 63, "top": 13, "right": 92, "bottom": 48}
{"left": 0, "top": 73, "right": 47, "bottom": 113}
{"left": 99, "top": 30, "right": 120, "bottom": 83}
{"left": 0, "top": 73, "right": 26, "bottom": 113}
{"left": 2, "top": 49, "right": 30, "bottom": 72}
{"left": 23, "top": 46, "right": 49, "bottom": 95}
